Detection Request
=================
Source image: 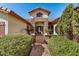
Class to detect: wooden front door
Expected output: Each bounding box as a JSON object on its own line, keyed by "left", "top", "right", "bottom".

{"left": 0, "top": 22, "right": 5, "bottom": 37}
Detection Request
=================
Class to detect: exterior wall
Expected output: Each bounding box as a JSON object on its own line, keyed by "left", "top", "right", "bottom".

{"left": 8, "top": 15, "right": 27, "bottom": 35}
{"left": 35, "top": 22, "right": 44, "bottom": 26}
{"left": 30, "top": 10, "right": 49, "bottom": 18}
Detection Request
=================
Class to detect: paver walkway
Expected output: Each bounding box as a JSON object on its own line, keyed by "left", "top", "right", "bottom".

{"left": 30, "top": 34, "right": 50, "bottom": 56}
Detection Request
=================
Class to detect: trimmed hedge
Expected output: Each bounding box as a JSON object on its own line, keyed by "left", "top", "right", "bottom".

{"left": 0, "top": 34, "right": 32, "bottom": 56}
{"left": 48, "top": 36, "right": 79, "bottom": 56}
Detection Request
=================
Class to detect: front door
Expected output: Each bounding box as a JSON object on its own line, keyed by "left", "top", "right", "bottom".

{"left": 35, "top": 26, "right": 43, "bottom": 34}
{"left": 0, "top": 22, "right": 5, "bottom": 37}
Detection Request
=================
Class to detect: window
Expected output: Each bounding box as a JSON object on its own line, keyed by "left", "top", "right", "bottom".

{"left": 0, "top": 13, "right": 8, "bottom": 20}
{"left": 27, "top": 25, "right": 33, "bottom": 30}
{"left": 36, "top": 12, "right": 43, "bottom": 17}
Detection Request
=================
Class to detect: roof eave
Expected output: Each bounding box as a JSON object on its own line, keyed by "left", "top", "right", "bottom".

{"left": 28, "top": 7, "right": 51, "bottom": 15}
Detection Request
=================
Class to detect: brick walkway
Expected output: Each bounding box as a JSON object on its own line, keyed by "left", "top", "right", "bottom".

{"left": 30, "top": 34, "right": 50, "bottom": 56}
{"left": 35, "top": 34, "right": 47, "bottom": 44}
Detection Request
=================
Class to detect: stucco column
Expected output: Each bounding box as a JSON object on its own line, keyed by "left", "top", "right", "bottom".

{"left": 32, "top": 19, "right": 35, "bottom": 35}
{"left": 53, "top": 24, "right": 57, "bottom": 35}
{"left": 44, "top": 19, "right": 48, "bottom": 35}
{"left": 33, "top": 23, "right": 35, "bottom": 34}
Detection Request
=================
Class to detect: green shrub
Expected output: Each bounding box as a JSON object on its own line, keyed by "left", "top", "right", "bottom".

{"left": 48, "top": 36, "right": 79, "bottom": 56}
{"left": 0, "top": 34, "right": 32, "bottom": 56}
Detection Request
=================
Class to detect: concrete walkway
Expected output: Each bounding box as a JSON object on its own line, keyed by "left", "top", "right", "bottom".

{"left": 30, "top": 34, "right": 50, "bottom": 56}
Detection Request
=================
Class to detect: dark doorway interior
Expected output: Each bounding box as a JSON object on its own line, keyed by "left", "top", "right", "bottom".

{"left": 35, "top": 26, "right": 43, "bottom": 34}
{"left": 48, "top": 23, "right": 53, "bottom": 34}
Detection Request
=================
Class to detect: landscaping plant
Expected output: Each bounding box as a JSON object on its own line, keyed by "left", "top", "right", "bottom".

{"left": 0, "top": 34, "right": 32, "bottom": 56}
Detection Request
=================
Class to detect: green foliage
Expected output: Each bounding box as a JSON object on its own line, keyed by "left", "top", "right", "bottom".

{"left": 57, "top": 4, "right": 74, "bottom": 34}
{"left": 72, "top": 5, "right": 79, "bottom": 35}
{"left": 56, "top": 4, "right": 74, "bottom": 39}
{"left": 48, "top": 36, "right": 79, "bottom": 56}
{"left": 0, "top": 34, "right": 32, "bottom": 56}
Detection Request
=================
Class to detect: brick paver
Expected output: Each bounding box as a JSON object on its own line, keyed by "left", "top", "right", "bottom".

{"left": 30, "top": 34, "right": 50, "bottom": 56}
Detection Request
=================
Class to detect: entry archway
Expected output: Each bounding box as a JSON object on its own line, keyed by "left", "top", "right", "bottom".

{"left": 35, "top": 22, "right": 44, "bottom": 34}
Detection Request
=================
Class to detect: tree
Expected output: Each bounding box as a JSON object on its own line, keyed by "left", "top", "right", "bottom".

{"left": 56, "top": 4, "right": 74, "bottom": 39}
{"left": 72, "top": 4, "right": 79, "bottom": 40}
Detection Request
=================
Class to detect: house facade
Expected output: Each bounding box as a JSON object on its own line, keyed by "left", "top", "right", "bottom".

{"left": 0, "top": 7, "right": 58, "bottom": 36}
{"left": 0, "top": 7, "right": 28, "bottom": 37}
{"left": 26, "top": 7, "right": 58, "bottom": 35}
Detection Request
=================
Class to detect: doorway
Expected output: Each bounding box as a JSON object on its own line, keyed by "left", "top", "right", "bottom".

{"left": 0, "top": 22, "right": 5, "bottom": 36}
{"left": 35, "top": 26, "right": 43, "bottom": 34}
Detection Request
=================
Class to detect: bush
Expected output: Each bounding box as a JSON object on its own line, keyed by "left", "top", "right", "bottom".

{"left": 0, "top": 34, "right": 32, "bottom": 56}
{"left": 48, "top": 36, "right": 79, "bottom": 56}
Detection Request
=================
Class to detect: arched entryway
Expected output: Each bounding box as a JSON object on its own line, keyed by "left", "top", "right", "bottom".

{"left": 35, "top": 22, "right": 44, "bottom": 34}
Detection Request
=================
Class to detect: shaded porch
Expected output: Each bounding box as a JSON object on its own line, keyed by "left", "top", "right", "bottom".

{"left": 26, "top": 23, "right": 57, "bottom": 35}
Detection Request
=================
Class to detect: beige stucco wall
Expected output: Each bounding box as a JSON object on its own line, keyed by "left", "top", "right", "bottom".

{"left": 35, "top": 22, "right": 44, "bottom": 26}
{"left": 8, "top": 15, "right": 27, "bottom": 35}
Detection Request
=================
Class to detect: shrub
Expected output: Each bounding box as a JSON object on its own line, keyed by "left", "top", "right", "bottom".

{"left": 0, "top": 34, "right": 32, "bottom": 56}
{"left": 48, "top": 36, "right": 79, "bottom": 56}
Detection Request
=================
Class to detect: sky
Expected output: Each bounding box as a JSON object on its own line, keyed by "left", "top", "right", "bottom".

{"left": 0, "top": 3, "right": 78, "bottom": 19}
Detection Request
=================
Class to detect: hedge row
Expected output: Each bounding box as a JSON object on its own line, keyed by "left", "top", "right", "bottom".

{"left": 0, "top": 34, "right": 32, "bottom": 56}
{"left": 48, "top": 36, "right": 79, "bottom": 56}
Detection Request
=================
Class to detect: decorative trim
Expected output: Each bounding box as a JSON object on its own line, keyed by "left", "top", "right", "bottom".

{"left": 42, "top": 15, "right": 48, "bottom": 18}
{"left": 0, "top": 19, "right": 8, "bottom": 35}
{"left": 53, "top": 24, "right": 57, "bottom": 35}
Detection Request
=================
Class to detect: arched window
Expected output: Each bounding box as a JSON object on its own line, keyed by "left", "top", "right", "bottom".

{"left": 36, "top": 12, "right": 43, "bottom": 17}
